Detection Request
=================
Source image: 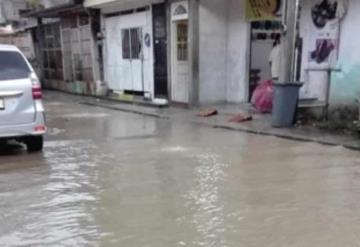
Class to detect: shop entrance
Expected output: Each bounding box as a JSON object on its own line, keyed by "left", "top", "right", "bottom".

{"left": 104, "top": 10, "right": 150, "bottom": 93}
{"left": 248, "top": 21, "right": 281, "bottom": 101}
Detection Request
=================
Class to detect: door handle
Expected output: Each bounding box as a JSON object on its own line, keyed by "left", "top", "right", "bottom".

{"left": 0, "top": 91, "right": 23, "bottom": 97}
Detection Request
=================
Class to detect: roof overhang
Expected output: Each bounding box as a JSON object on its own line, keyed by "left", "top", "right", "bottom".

{"left": 21, "top": 4, "right": 85, "bottom": 18}
{"left": 85, "top": 0, "right": 119, "bottom": 8}
{"left": 85, "top": 0, "right": 164, "bottom": 13}
{"left": 0, "top": 25, "right": 14, "bottom": 36}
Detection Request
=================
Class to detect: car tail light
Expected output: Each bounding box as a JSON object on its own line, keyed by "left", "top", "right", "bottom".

{"left": 30, "top": 73, "right": 42, "bottom": 100}
{"left": 34, "top": 125, "right": 47, "bottom": 133}
{"left": 32, "top": 85, "right": 42, "bottom": 100}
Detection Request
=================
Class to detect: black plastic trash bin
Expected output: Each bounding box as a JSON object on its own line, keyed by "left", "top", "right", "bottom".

{"left": 272, "top": 83, "right": 303, "bottom": 128}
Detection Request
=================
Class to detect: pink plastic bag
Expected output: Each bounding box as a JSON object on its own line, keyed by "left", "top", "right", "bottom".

{"left": 251, "top": 80, "right": 274, "bottom": 113}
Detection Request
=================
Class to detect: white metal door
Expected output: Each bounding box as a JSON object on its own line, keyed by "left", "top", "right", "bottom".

{"left": 121, "top": 27, "right": 143, "bottom": 92}
{"left": 120, "top": 28, "right": 134, "bottom": 90}
{"left": 105, "top": 12, "right": 147, "bottom": 92}
{"left": 172, "top": 20, "right": 189, "bottom": 103}
{"left": 130, "top": 28, "right": 144, "bottom": 92}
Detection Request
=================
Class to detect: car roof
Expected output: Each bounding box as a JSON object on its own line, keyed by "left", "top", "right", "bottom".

{"left": 0, "top": 44, "right": 20, "bottom": 52}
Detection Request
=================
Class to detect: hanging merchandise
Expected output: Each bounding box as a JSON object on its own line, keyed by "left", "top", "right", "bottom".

{"left": 246, "top": 0, "right": 282, "bottom": 21}
{"left": 310, "top": 39, "right": 335, "bottom": 64}
{"left": 300, "top": 0, "right": 349, "bottom": 101}
{"left": 308, "top": 0, "right": 348, "bottom": 67}
{"left": 311, "top": 0, "right": 348, "bottom": 27}
{"left": 265, "top": 21, "right": 272, "bottom": 30}
{"left": 311, "top": 0, "right": 337, "bottom": 29}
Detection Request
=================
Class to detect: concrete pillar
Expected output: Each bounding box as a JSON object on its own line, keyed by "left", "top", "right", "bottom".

{"left": 188, "top": 0, "right": 199, "bottom": 106}
{"left": 166, "top": 0, "right": 172, "bottom": 103}
{"left": 280, "top": 0, "right": 300, "bottom": 83}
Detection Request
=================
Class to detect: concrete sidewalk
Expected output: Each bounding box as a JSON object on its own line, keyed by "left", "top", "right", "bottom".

{"left": 45, "top": 90, "right": 360, "bottom": 150}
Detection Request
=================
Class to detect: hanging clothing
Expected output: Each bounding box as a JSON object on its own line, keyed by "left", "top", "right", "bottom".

{"left": 269, "top": 44, "right": 281, "bottom": 79}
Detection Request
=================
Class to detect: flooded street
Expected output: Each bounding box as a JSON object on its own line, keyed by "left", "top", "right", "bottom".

{"left": 1, "top": 92, "right": 360, "bottom": 246}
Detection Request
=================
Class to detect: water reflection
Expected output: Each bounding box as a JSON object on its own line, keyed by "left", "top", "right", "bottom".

{"left": 2, "top": 92, "right": 360, "bottom": 246}
{"left": 0, "top": 141, "right": 25, "bottom": 156}
{"left": 184, "top": 152, "right": 229, "bottom": 247}
{"left": 0, "top": 140, "right": 108, "bottom": 246}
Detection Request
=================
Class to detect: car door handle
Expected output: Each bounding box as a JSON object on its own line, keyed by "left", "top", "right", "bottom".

{"left": 0, "top": 91, "right": 23, "bottom": 97}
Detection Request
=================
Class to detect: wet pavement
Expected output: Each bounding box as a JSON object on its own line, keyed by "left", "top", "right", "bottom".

{"left": 1, "top": 92, "right": 360, "bottom": 246}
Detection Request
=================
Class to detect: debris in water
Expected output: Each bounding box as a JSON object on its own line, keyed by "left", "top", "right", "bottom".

{"left": 197, "top": 108, "right": 218, "bottom": 117}
{"left": 229, "top": 114, "right": 253, "bottom": 123}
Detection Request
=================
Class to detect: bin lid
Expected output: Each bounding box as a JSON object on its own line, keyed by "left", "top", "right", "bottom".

{"left": 273, "top": 82, "right": 304, "bottom": 87}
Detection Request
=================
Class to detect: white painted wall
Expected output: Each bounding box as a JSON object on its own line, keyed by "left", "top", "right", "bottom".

{"left": 198, "top": 0, "right": 249, "bottom": 104}
{"left": 198, "top": 0, "right": 228, "bottom": 103}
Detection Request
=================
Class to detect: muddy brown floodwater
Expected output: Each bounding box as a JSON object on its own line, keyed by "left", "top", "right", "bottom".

{"left": 1, "top": 92, "right": 360, "bottom": 247}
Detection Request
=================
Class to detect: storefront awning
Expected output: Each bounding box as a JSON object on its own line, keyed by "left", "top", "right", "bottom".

{"left": 85, "top": 0, "right": 149, "bottom": 8}
{"left": 21, "top": 4, "right": 84, "bottom": 18}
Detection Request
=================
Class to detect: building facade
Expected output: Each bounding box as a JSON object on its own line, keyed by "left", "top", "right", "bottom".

{"left": 85, "top": 0, "right": 168, "bottom": 101}
{"left": 0, "top": 0, "right": 36, "bottom": 60}
{"left": 83, "top": 0, "right": 283, "bottom": 106}
{"left": 23, "top": 0, "right": 101, "bottom": 95}
{"left": 181, "top": 0, "right": 355, "bottom": 111}
{"left": 11, "top": 0, "right": 357, "bottom": 112}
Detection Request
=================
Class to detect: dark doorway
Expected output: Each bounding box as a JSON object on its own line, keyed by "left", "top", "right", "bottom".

{"left": 248, "top": 20, "right": 282, "bottom": 101}
{"left": 152, "top": 3, "right": 168, "bottom": 98}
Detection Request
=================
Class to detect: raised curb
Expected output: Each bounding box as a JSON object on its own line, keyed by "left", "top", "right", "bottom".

{"left": 80, "top": 100, "right": 360, "bottom": 151}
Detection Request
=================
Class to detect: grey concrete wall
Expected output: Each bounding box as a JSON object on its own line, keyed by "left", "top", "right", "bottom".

{"left": 226, "top": 0, "right": 249, "bottom": 103}
{"left": 198, "top": 0, "right": 249, "bottom": 104}
{"left": 198, "top": 0, "right": 229, "bottom": 104}
{"left": 1, "top": 0, "right": 27, "bottom": 22}
{"left": 0, "top": 0, "right": 5, "bottom": 24}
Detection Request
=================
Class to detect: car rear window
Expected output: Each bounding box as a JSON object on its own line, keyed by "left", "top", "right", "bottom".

{"left": 0, "top": 51, "right": 31, "bottom": 80}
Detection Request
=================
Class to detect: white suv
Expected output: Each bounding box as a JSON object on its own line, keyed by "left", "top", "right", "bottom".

{"left": 0, "top": 45, "right": 46, "bottom": 152}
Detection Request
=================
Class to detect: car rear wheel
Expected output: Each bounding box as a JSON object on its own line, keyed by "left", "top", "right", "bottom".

{"left": 25, "top": 136, "right": 43, "bottom": 152}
